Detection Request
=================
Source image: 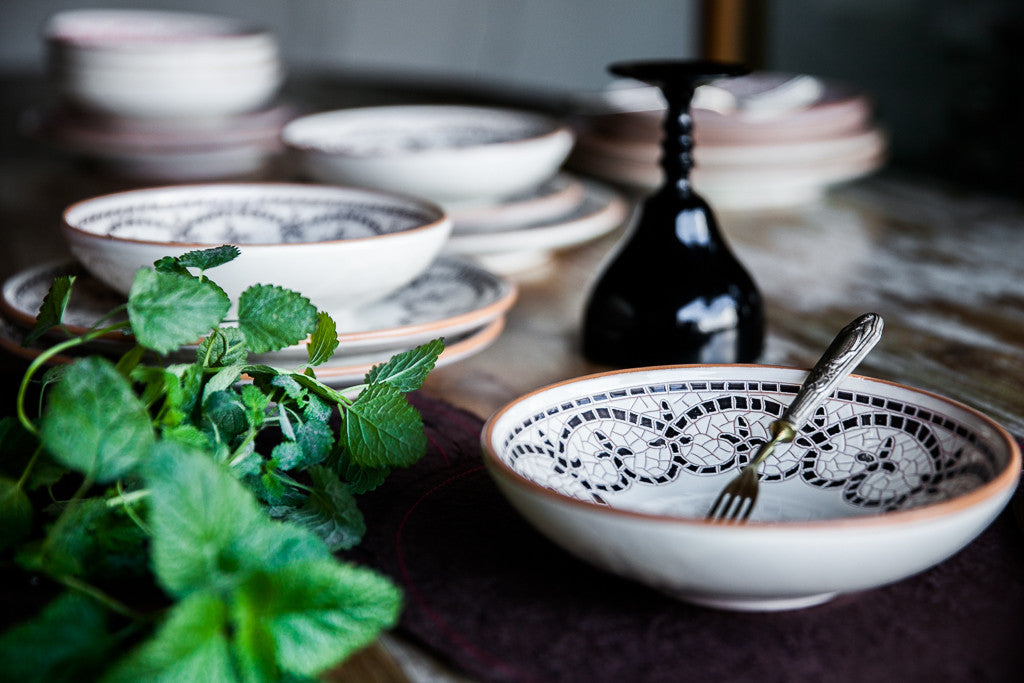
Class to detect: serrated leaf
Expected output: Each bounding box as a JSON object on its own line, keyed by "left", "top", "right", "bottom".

{"left": 196, "top": 327, "right": 248, "bottom": 367}
{"left": 23, "top": 275, "right": 75, "bottom": 346}
{"left": 271, "top": 441, "right": 304, "bottom": 471}
{"left": 295, "top": 419, "right": 333, "bottom": 468}
{"left": 128, "top": 268, "right": 230, "bottom": 355}
{"left": 0, "top": 592, "right": 116, "bottom": 683}
{"left": 174, "top": 245, "right": 242, "bottom": 272}
{"left": 303, "top": 392, "right": 331, "bottom": 423}
{"left": 201, "top": 390, "right": 248, "bottom": 447}
{"left": 364, "top": 338, "right": 444, "bottom": 392}
{"left": 153, "top": 256, "right": 192, "bottom": 277}
{"left": 101, "top": 590, "right": 238, "bottom": 683}
{"left": 306, "top": 312, "right": 339, "bottom": 367}
{"left": 39, "top": 357, "right": 154, "bottom": 482}
{"left": 233, "top": 558, "right": 401, "bottom": 678}
{"left": 0, "top": 476, "right": 31, "bottom": 550}
{"left": 203, "top": 364, "right": 247, "bottom": 400}
{"left": 241, "top": 384, "right": 270, "bottom": 429}
{"left": 343, "top": 383, "right": 425, "bottom": 469}
{"left": 335, "top": 450, "right": 390, "bottom": 494}
{"left": 284, "top": 466, "right": 365, "bottom": 551}
{"left": 41, "top": 498, "right": 148, "bottom": 581}
{"left": 237, "top": 285, "right": 318, "bottom": 354}
{"left": 144, "top": 442, "right": 329, "bottom": 598}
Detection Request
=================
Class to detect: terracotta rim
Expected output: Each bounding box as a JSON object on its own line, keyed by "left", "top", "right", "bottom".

{"left": 481, "top": 364, "right": 1022, "bottom": 531}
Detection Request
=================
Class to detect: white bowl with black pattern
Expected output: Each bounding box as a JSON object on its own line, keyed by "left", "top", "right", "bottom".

{"left": 61, "top": 183, "right": 451, "bottom": 319}
{"left": 282, "top": 105, "right": 575, "bottom": 207}
{"left": 482, "top": 365, "right": 1021, "bottom": 611}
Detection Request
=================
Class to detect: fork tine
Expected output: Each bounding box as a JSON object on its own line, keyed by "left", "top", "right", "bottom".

{"left": 706, "top": 488, "right": 731, "bottom": 520}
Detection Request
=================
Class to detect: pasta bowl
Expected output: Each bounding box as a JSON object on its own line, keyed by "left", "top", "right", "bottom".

{"left": 60, "top": 183, "right": 451, "bottom": 321}
{"left": 282, "top": 105, "right": 575, "bottom": 206}
{"left": 482, "top": 365, "right": 1020, "bottom": 611}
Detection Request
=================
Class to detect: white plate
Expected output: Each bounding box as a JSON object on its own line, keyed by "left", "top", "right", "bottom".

{"left": 449, "top": 173, "right": 586, "bottom": 234}
{"left": 444, "top": 179, "right": 630, "bottom": 272}
{"left": 1, "top": 257, "right": 516, "bottom": 358}
{"left": 0, "top": 305, "right": 503, "bottom": 389}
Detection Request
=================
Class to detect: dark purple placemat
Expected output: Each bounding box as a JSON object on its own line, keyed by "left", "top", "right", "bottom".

{"left": 349, "top": 393, "right": 1024, "bottom": 683}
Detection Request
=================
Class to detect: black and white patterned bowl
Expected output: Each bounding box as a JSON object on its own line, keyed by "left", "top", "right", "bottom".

{"left": 61, "top": 183, "right": 451, "bottom": 319}
{"left": 282, "top": 105, "right": 575, "bottom": 206}
{"left": 482, "top": 365, "right": 1020, "bottom": 611}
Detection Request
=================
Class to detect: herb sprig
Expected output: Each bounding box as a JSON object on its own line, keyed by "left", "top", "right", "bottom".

{"left": 0, "top": 246, "right": 443, "bottom": 681}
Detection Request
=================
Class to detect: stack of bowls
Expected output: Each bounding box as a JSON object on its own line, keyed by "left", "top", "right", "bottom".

{"left": 32, "top": 8, "right": 289, "bottom": 181}
{"left": 283, "top": 104, "right": 630, "bottom": 273}
{"left": 0, "top": 183, "right": 518, "bottom": 386}
{"left": 570, "top": 72, "right": 887, "bottom": 210}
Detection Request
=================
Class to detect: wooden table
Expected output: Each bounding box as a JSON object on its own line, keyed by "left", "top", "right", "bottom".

{"left": 2, "top": 73, "right": 1022, "bottom": 681}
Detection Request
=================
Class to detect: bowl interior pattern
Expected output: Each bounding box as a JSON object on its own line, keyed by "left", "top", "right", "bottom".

{"left": 65, "top": 190, "right": 440, "bottom": 245}
{"left": 285, "top": 107, "right": 559, "bottom": 156}
{"left": 493, "top": 370, "right": 1009, "bottom": 523}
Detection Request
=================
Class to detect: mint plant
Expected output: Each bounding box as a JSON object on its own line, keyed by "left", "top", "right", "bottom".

{"left": 0, "top": 246, "right": 443, "bottom": 681}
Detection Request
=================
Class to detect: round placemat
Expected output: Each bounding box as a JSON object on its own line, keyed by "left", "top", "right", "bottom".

{"left": 350, "top": 394, "right": 1024, "bottom": 683}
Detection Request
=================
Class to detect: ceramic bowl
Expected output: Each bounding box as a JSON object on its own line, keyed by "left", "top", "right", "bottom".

{"left": 44, "top": 9, "right": 283, "bottom": 119}
{"left": 482, "top": 365, "right": 1020, "bottom": 611}
{"left": 61, "top": 183, "right": 452, "bottom": 320}
{"left": 282, "top": 105, "right": 575, "bottom": 206}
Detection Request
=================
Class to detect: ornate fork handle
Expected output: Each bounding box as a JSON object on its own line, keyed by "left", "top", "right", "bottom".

{"left": 783, "top": 312, "right": 885, "bottom": 430}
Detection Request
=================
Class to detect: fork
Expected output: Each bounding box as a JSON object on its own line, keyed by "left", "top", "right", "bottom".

{"left": 706, "top": 312, "right": 885, "bottom": 523}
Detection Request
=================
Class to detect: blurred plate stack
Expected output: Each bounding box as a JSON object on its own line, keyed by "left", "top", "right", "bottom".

{"left": 28, "top": 8, "right": 291, "bottom": 182}
{"left": 283, "top": 104, "right": 630, "bottom": 274}
{"left": 569, "top": 72, "right": 887, "bottom": 210}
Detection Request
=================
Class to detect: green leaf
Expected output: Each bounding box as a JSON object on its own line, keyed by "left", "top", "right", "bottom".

{"left": 101, "top": 590, "right": 238, "bottom": 683}
{"left": 0, "top": 476, "right": 31, "bottom": 550}
{"left": 271, "top": 441, "right": 304, "bottom": 471}
{"left": 144, "top": 442, "right": 329, "bottom": 598}
{"left": 197, "top": 327, "right": 248, "bottom": 367}
{"left": 284, "top": 466, "right": 365, "bottom": 551}
{"left": 237, "top": 285, "right": 318, "bottom": 354}
{"left": 364, "top": 338, "right": 444, "bottom": 392}
{"left": 203, "top": 364, "right": 247, "bottom": 398}
{"left": 0, "top": 592, "right": 116, "bottom": 683}
{"left": 335, "top": 451, "right": 390, "bottom": 495}
{"left": 343, "top": 383, "right": 425, "bottom": 469}
{"left": 201, "top": 390, "right": 248, "bottom": 447}
{"left": 232, "top": 559, "right": 401, "bottom": 678}
{"left": 39, "top": 357, "right": 154, "bottom": 482}
{"left": 173, "top": 245, "right": 242, "bottom": 272}
{"left": 295, "top": 419, "right": 334, "bottom": 468}
{"left": 39, "top": 498, "right": 148, "bottom": 580}
{"left": 23, "top": 275, "right": 75, "bottom": 346}
{"left": 306, "top": 312, "right": 339, "bottom": 367}
{"left": 128, "top": 268, "right": 230, "bottom": 355}
{"left": 241, "top": 384, "right": 270, "bottom": 429}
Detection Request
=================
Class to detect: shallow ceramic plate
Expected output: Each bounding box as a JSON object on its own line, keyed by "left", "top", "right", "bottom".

{"left": 449, "top": 174, "right": 586, "bottom": 234}
{"left": 0, "top": 306, "right": 503, "bottom": 389}
{"left": 1, "top": 257, "right": 515, "bottom": 358}
{"left": 444, "top": 180, "right": 630, "bottom": 272}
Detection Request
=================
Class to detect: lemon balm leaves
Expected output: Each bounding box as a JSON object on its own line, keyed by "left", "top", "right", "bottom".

{"left": 128, "top": 268, "right": 230, "bottom": 354}
{"left": 39, "top": 357, "right": 154, "bottom": 483}
{"left": 237, "top": 285, "right": 318, "bottom": 354}
{"left": 23, "top": 274, "right": 75, "bottom": 346}
{"left": 365, "top": 338, "right": 444, "bottom": 392}
{"left": 344, "top": 382, "right": 425, "bottom": 469}
{"left": 307, "top": 311, "right": 339, "bottom": 367}
{"left": 154, "top": 245, "right": 241, "bottom": 277}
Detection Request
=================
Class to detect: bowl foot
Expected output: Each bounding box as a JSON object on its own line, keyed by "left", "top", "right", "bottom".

{"left": 679, "top": 591, "right": 838, "bottom": 612}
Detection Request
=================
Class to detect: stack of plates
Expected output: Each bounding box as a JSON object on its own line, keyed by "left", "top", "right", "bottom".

{"left": 569, "top": 73, "right": 887, "bottom": 210}
{"left": 0, "top": 257, "right": 515, "bottom": 388}
{"left": 444, "top": 174, "right": 631, "bottom": 273}
{"left": 32, "top": 8, "right": 291, "bottom": 181}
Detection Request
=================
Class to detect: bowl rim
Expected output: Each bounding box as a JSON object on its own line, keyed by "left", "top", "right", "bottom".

{"left": 280, "top": 103, "right": 575, "bottom": 157}
{"left": 43, "top": 8, "right": 274, "bottom": 47}
{"left": 481, "top": 363, "right": 1022, "bottom": 531}
{"left": 60, "top": 181, "right": 450, "bottom": 248}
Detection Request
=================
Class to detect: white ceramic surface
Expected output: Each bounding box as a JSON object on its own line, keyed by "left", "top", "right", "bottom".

{"left": 283, "top": 105, "right": 575, "bottom": 206}
{"left": 449, "top": 174, "right": 586, "bottom": 234}
{"left": 482, "top": 365, "right": 1020, "bottom": 611}
{"left": 444, "top": 179, "right": 630, "bottom": 272}
{"left": 45, "top": 9, "right": 283, "bottom": 119}
{"left": 60, "top": 183, "right": 452, "bottom": 320}
{"left": 0, "top": 304, "right": 504, "bottom": 390}
{"left": 2, "top": 257, "right": 515, "bottom": 358}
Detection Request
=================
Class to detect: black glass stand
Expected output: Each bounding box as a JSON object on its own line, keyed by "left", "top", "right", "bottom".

{"left": 581, "top": 60, "right": 765, "bottom": 366}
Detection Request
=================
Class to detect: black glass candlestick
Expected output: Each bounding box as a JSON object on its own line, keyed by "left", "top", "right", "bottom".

{"left": 582, "top": 60, "right": 764, "bottom": 366}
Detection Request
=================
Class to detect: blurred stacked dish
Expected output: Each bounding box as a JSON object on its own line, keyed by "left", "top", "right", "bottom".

{"left": 284, "top": 104, "right": 629, "bottom": 272}
{"left": 0, "top": 182, "right": 515, "bottom": 386}
{"left": 570, "top": 72, "right": 887, "bottom": 210}
{"left": 31, "top": 8, "right": 290, "bottom": 181}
